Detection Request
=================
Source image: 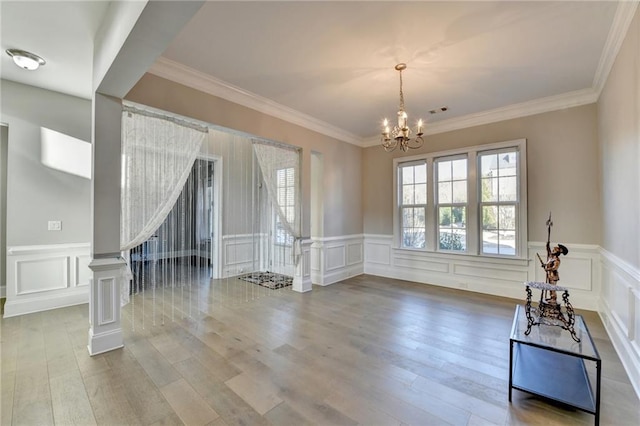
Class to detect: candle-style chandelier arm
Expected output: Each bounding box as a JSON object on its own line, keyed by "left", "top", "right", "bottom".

{"left": 380, "top": 63, "right": 424, "bottom": 152}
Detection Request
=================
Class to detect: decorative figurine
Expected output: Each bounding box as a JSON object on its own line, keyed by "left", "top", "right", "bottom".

{"left": 524, "top": 213, "right": 580, "bottom": 342}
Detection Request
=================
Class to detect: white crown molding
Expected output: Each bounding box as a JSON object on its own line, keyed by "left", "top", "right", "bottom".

{"left": 148, "top": 57, "right": 362, "bottom": 146}
{"left": 593, "top": 1, "right": 639, "bottom": 95}
{"left": 361, "top": 88, "right": 599, "bottom": 147}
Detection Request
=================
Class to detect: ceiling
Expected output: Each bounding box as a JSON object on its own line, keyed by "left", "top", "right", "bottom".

{"left": 1, "top": 1, "right": 634, "bottom": 145}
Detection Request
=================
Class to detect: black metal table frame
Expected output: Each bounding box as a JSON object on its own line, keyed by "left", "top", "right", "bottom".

{"left": 509, "top": 305, "right": 602, "bottom": 425}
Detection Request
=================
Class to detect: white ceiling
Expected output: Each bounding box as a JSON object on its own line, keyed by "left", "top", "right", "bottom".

{"left": 0, "top": 1, "right": 110, "bottom": 100}
{"left": 1, "top": 1, "right": 634, "bottom": 144}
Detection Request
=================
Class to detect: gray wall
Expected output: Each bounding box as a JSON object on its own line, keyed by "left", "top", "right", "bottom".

{"left": 126, "top": 73, "right": 363, "bottom": 239}
{"left": 598, "top": 8, "right": 640, "bottom": 269}
{"left": 362, "top": 103, "right": 602, "bottom": 245}
{"left": 0, "top": 80, "right": 92, "bottom": 246}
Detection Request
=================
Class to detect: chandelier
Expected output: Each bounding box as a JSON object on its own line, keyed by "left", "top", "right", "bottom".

{"left": 381, "top": 63, "right": 424, "bottom": 152}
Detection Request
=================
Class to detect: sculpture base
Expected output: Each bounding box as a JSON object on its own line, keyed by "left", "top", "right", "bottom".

{"left": 523, "top": 282, "right": 580, "bottom": 342}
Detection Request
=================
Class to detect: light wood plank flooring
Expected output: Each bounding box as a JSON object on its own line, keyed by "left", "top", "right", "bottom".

{"left": 1, "top": 274, "right": 638, "bottom": 425}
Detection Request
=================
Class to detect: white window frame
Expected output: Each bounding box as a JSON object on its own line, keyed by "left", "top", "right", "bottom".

{"left": 397, "top": 160, "right": 428, "bottom": 249}
{"left": 435, "top": 154, "right": 469, "bottom": 253}
{"left": 392, "top": 138, "right": 527, "bottom": 259}
{"left": 274, "top": 167, "right": 295, "bottom": 247}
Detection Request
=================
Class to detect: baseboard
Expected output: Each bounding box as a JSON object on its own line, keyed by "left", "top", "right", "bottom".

{"left": 3, "top": 287, "right": 88, "bottom": 318}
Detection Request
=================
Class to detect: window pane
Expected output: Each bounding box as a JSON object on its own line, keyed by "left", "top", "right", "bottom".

{"left": 452, "top": 181, "right": 467, "bottom": 203}
{"left": 402, "top": 166, "right": 414, "bottom": 184}
{"left": 482, "top": 205, "right": 498, "bottom": 230}
{"left": 402, "top": 229, "right": 425, "bottom": 249}
{"left": 439, "top": 207, "right": 452, "bottom": 227}
{"left": 414, "top": 208, "right": 425, "bottom": 227}
{"left": 498, "top": 176, "right": 517, "bottom": 202}
{"left": 414, "top": 183, "right": 427, "bottom": 204}
{"left": 439, "top": 229, "right": 466, "bottom": 251}
{"left": 452, "top": 159, "right": 467, "bottom": 180}
{"left": 402, "top": 185, "right": 414, "bottom": 205}
{"left": 499, "top": 205, "right": 516, "bottom": 230}
{"left": 480, "top": 154, "right": 497, "bottom": 178}
{"left": 402, "top": 208, "right": 414, "bottom": 227}
{"left": 414, "top": 164, "right": 427, "bottom": 183}
{"left": 438, "top": 182, "right": 452, "bottom": 204}
{"left": 438, "top": 161, "right": 451, "bottom": 181}
{"left": 452, "top": 206, "right": 466, "bottom": 226}
{"left": 481, "top": 178, "right": 497, "bottom": 202}
{"left": 498, "top": 152, "right": 517, "bottom": 176}
{"left": 482, "top": 230, "right": 498, "bottom": 254}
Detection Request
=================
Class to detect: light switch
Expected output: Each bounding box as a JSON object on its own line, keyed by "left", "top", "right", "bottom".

{"left": 48, "top": 220, "right": 62, "bottom": 231}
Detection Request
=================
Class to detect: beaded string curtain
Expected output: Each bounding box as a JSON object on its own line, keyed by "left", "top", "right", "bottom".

{"left": 120, "top": 107, "right": 296, "bottom": 330}
{"left": 252, "top": 140, "right": 302, "bottom": 266}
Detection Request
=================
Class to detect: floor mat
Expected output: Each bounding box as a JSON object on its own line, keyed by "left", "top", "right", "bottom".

{"left": 238, "top": 271, "right": 293, "bottom": 289}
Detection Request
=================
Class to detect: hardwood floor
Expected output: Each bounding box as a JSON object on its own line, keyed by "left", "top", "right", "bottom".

{"left": 1, "top": 274, "right": 638, "bottom": 425}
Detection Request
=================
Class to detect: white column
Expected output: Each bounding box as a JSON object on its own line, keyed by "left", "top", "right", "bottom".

{"left": 292, "top": 238, "right": 312, "bottom": 292}
{"left": 88, "top": 93, "right": 125, "bottom": 356}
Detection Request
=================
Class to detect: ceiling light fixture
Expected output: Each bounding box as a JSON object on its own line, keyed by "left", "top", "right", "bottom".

{"left": 6, "top": 49, "right": 46, "bottom": 71}
{"left": 381, "top": 63, "right": 424, "bottom": 152}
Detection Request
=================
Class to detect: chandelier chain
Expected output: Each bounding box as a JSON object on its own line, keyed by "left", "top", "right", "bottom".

{"left": 380, "top": 63, "right": 424, "bottom": 152}
{"left": 398, "top": 69, "right": 405, "bottom": 112}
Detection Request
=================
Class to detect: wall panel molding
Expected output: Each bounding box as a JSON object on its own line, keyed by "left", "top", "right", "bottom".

{"left": 599, "top": 248, "right": 640, "bottom": 399}
{"left": 363, "top": 235, "right": 600, "bottom": 310}
{"left": 311, "top": 235, "right": 364, "bottom": 286}
{"left": 4, "top": 243, "right": 91, "bottom": 317}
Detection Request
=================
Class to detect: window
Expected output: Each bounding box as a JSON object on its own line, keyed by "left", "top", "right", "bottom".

{"left": 275, "top": 167, "right": 295, "bottom": 246}
{"left": 393, "top": 139, "right": 526, "bottom": 258}
{"left": 479, "top": 150, "right": 518, "bottom": 255}
{"left": 436, "top": 156, "right": 467, "bottom": 252}
{"left": 399, "top": 161, "right": 427, "bottom": 249}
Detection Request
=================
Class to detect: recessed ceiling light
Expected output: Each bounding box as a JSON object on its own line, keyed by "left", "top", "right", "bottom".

{"left": 5, "top": 49, "right": 46, "bottom": 71}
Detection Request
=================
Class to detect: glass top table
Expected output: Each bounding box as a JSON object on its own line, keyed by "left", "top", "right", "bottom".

{"left": 509, "top": 305, "right": 601, "bottom": 424}
{"left": 511, "top": 304, "right": 600, "bottom": 360}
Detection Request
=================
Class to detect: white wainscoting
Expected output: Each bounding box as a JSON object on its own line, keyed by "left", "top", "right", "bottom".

{"left": 363, "top": 235, "right": 600, "bottom": 310}
{"left": 311, "top": 234, "right": 364, "bottom": 286}
{"left": 221, "top": 234, "right": 268, "bottom": 278}
{"left": 599, "top": 249, "right": 640, "bottom": 398}
{"left": 4, "top": 243, "right": 91, "bottom": 318}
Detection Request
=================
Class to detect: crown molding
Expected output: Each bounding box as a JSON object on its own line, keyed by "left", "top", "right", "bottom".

{"left": 148, "top": 57, "right": 362, "bottom": 146}
{"left": 593, "top": 1, "right": 639, "bottom": 95}
{"left": 361, "top": 88, "right": 599, "bottom": 147}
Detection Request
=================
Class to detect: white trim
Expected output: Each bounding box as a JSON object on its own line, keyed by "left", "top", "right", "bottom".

{"left": 598, "top": 247, "right": 640, "bottom": 400}
{"left": 151, "top": 2, "right": 639, "bottom": 150}
{"left": 3, "top": 288, "right": 88, "bottom": 318}
{"left": 600, "top": 247, "right": 640, "bottom": 283}
{"left": 363, "top": 235, "right": 600, "bottom": 309}
{"left": 312, "top": 234, "right": 364, "bottom": 243}
{"left": 87, "top": 328, "right": 124, "bottom": 356}
{"left": 149, "top": 57, "right": 362, "bottom": 146}
{"left": 311, "top": 235, "right": 364, "bottom": 286}
{"left": 593, "top": 1, "right": 640, "bottom": 95}
{"left": 391, "top": 138, "right": 528, "bottom": 259}
{"left": 4, "top": 243, "right": 92, "bottom": 318}
{"left": 7, "top": 242, "right": 91, "bottom": 256}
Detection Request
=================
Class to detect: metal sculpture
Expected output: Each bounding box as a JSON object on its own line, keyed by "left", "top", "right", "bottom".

{"left": 524, "top": 213, "right": 580, "bottom": 342}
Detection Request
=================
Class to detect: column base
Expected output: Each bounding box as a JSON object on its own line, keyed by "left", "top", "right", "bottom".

{"left": 88, "top": 327, "right": 124, "bottom": 356}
